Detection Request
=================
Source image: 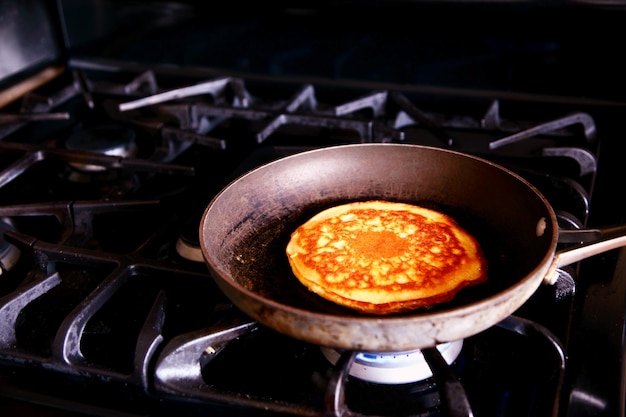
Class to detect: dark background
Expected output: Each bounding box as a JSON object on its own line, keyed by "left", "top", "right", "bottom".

{"left": 59, "top": 0, "right": 626, "bottom": 103}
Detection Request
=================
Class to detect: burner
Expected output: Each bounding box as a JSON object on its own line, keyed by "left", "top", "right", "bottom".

{"left": 175, "top": 215, "right": 204, "bottom": 262}
{"left": 175, "top": 235, "right": 204, "bottom": 262}
{"left": 0, "top": 218, "right": 20, "bottom": 274}
{"left": 321, "top": 340, "right": 463, "bottom": 384}
{"left": 65, "top": 125, "right": 138, "bottom": 173}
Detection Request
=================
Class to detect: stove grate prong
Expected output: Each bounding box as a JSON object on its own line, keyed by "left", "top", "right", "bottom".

{"left": 118, "top": 77, "right": 240, "bottom": 112}
{"left": 133, "top": 290, "right": 167, "bottom": 389}
{"left": 0, "top": 112, "right": 70, "bottom": 124}
{"left": 390, "top": 91, "right": 454, "bottom": 147}
{"left": 0, "top": 273, "right": 62, "bottom": 349}
{"left": 153, "top": 313, "right": 259, "bottom": 395}
{"left": 489, "top": 112, "right": 597, "bottom": 150}
{"left": 422, "top": 347, "right": 474, "bottom": 417}
{"left": 124, "top": 71, "right": 158, "bottom": 96}
{"left": 324, "top": 349, "right": 356, "bottom": 417}
{"left": 335, "top": 91, "right": 388, "bottom": 118}
{"left": 285, "top": 84, "right": 317, "bottom": 113}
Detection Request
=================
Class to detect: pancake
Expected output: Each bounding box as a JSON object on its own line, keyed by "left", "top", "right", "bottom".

{"left": 285, "top": 200, "right": 487, "bottom": 314}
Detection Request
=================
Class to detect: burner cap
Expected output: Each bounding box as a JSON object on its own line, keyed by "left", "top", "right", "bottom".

{"left": 0, "top": 218, "right": 20, "bottom": 274}
{"left": 65, "top": 125, "right": 138, "bottom": 172}
{"left": 321, "top": 340, "right": 463, "bottom": 384}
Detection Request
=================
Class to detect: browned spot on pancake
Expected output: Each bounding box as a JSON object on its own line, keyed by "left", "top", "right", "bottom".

{"left": 349, "top": 230, "right": 408, "bottom": 260}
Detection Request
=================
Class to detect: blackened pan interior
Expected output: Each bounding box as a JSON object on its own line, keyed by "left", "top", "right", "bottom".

{"left": 201, "top": 144, "right": 557, "bottom": 317}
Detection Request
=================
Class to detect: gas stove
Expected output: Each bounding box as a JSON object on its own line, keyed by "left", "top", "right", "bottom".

{"left": 0, "top": 1, "right": 625, "bottom": 417}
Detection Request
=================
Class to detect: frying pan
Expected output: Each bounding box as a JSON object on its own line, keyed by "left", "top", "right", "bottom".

{"left": 199, "top": 143, "right": 626, "bottom": 352}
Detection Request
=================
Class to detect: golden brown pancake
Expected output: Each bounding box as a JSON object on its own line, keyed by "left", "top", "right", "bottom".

{"left": 286, "top": 200, "right": 487, "bottom": 314}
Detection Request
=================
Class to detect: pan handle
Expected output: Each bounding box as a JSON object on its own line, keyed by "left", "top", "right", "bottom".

{"left": 556, "top": 224, "right": 626, "bottom": 268}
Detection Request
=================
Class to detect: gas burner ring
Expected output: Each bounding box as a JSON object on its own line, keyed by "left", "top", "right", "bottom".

{"left": 65, "top": 125, "right": 138, "bottom": 172}
{"left": 321, "top": 340, "right": 463, "bottom": 385}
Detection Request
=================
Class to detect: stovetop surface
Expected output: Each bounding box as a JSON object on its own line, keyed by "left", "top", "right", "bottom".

{"left": 0, "top": 62, "right": 623, "bottom": 416}
{"left": 1, "top": 1, "right": 626, "bottom": 416}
